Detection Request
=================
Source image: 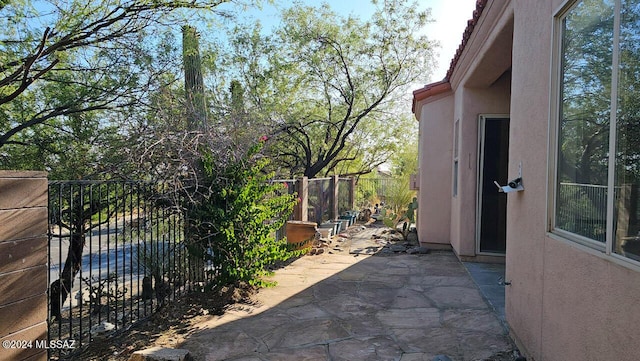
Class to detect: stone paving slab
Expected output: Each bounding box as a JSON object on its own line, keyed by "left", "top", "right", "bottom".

{"left": 462, "top": 262, "right": 506, "bottom": 324}
{"left": 348, "top": 227, "right": 387, "bottom": 255}
{"left": 175, "top": 225, "right": 514, "bottom": 361}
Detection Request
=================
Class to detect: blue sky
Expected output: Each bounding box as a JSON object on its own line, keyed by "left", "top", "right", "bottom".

{"left": 228, "top": 0, "right": 478, "bottom": 83}
{"left": 29, "top": 0, "right": 478, "bottom": 83}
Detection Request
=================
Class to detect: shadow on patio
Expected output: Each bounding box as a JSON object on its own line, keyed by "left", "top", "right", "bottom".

{"left": 169, "top": 229, "right": 515, "bottom": 361}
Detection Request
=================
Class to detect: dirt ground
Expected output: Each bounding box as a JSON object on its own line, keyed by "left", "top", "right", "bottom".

{"left": 64, "top": 283, "right": 256, "bottom": 361}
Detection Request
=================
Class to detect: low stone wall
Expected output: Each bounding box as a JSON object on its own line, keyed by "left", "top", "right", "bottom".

{"left": 0, "top": 171, "right": 48, "bottom": 361}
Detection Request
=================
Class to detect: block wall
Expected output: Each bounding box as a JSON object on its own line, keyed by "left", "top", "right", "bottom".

{"left": 0, "top": 171, "right": 48, "bottom": 361}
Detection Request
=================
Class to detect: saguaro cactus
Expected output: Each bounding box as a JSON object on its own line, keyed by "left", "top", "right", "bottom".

{"left": 182, "top": 25, "right": 207, "bottom": 129}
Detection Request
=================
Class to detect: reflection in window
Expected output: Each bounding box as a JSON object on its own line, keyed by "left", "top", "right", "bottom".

{"left": 557, "top": 0, "right": 614, "bottom": 243}
{"left": 614, "top": 0, "right": 640, "bottom": 261}
{"left": 555, "top": 0, "right": 640, "bottom": 263}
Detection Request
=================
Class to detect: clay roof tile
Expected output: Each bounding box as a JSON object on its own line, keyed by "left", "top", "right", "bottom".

{"left": 444, "top": 0, "right": 488, "bottom": 81}
{"left": 412, "top": 0, "right": 488, "bottom": 115}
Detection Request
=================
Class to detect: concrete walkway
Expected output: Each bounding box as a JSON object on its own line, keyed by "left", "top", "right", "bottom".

{"left": 462, "top": 262, "right": 506, "bottom": 326}
{"left": 177, "top": 227, "right": 514, "bottom": 361}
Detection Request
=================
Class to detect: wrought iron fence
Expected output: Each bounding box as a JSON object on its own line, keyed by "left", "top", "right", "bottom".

{"left": 47, "top": 180, "right": 206, "bottom": 359}
{"left": 271, "top": 176, "right": 356, "bottom": 234}
{"left": 557, "top": 182, "right": 608, "bottom": 242}
{"left": 272, "top": 179, "right": 297, "bottom": 241}
{"left": 355, "top": 177, "right": 405, "bottom": 209}
{"left": 307, "top": 177, "right": 332, "bottom": 224}
{"left": 46, "top": 176, "right": 357, "bottom": 358}
{"left": 338, "top": 177, "right": 353, "bottom": 216}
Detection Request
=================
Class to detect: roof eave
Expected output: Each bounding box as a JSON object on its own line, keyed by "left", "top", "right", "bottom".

{"left": 412, "top": 0, "right": 489, "bottom": 118}
{"left": 411, "top": 80, "right": 452, "bottom": 116}
{"left": 445, "top": 0, "right": 488, "bottom": 82}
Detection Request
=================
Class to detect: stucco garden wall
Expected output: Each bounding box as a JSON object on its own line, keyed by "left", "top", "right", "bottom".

{"left": 416, "top": 93, "right": 453, "bottom": 247}
{"left": 0, "top": 171, "right": 48, "bottom": 361}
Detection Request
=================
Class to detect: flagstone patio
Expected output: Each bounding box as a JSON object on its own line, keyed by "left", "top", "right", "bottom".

{"left": 165, "top": 225, "right": 516, "bottom": 361}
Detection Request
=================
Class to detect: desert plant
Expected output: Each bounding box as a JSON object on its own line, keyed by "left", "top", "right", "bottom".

{"left": 80, "top": 273, "right": 127, "bottom": 316}
{"left": 183, "top": 137, "right": 300, "bottom": 289}
{"left": 382, "top": 179, "right": 416, "bottom": 240}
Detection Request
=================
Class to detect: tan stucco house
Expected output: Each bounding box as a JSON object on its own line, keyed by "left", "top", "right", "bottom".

{"left": 412, "top": 0, "right": 640, "bottom": 360}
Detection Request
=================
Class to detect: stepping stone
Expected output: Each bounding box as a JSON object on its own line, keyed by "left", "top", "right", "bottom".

{"left": 128, "top": 347, "right": 192, "bottom": 361}
{"left": 407, "top": 246, "right": 431, "bottom": 254}
{"left": 432, "top": 355, "right": 453, "bottom": 361}
{"left": 390, "top": 244, "right": 407, "bottom": 253}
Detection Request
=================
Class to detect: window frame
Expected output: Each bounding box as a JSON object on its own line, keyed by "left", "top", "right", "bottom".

{"left": 549, "top": 0, "right": 640, "bottom": 269}
{"left": 453, "top": 118, "right": 460, "bottom": 198}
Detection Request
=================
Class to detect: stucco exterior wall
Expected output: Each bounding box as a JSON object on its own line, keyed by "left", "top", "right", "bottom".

{"left": 415, "top": 75, "right": 511, "bottom": 255}
{"left": 448, "top": 92, "right": 464, "bottom": 255}
{"left": 450, "top": 74, "right": 511, "bottom": 258}
{"left": 506, "top": 0, "right": 640, "bottom": 360}
{"left": 540, "top": 240, "right": 640, "bottom": 360}
{"left": 416, "top": 94, "right": 453, "bottom": 246}
{"left": 416, "top": 1, "right": 640, "bottom": 360}
{"left": 505, "top": 0, "right": 553, "bottom": 358}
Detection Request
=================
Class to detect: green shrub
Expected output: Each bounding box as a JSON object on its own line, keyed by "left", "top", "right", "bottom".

{"left": 184, "top": 138, "right": 299, "bottom": 289}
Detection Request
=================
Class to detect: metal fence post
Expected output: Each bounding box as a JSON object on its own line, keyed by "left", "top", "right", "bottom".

{"left": 330, "top": 175, "right": 339, "bottom": 220}
{"left": 349, "top": 177, "right": 356, "bottom": 211}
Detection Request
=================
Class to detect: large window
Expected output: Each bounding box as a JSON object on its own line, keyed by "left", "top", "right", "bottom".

{"left": 555, "top": 0, "right": 640, "bottom": 264}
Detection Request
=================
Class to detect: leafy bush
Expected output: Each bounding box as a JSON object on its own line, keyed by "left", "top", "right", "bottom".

{"left": 184, "top": 138, "right": 299, "bottom": 289}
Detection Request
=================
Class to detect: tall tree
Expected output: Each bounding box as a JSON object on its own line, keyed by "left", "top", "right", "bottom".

{"left": 558, "top": 0, "right": 614, "bottom": 185}
{"left": 0, "top": 0, "right": 236, "bottom": 322}
{"left": 0, "top": 0, "right": 230, "bottom": 159}
{"left": 206, "top": 0, "right": 433, "bottom": 178}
